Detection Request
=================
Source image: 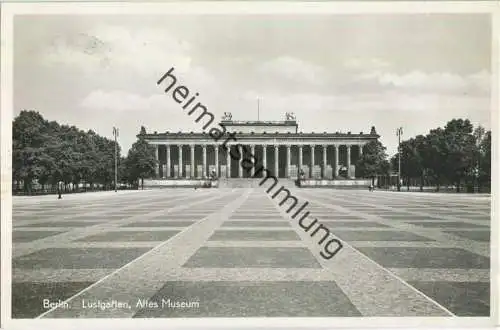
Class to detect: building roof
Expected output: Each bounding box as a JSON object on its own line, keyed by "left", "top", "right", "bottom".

{"left": 139, "top": 121, "right": 380, "bottom": 140}
{"left": 221, "top": 120, "right": 298, "bottom": 127}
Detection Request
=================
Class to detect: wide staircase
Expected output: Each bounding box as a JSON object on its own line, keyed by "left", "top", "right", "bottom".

{"left": 218, "top": 178, "right": 298, "bottom": 189}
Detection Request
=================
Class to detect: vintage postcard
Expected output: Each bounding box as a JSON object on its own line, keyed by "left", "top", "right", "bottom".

{"left": 1, "top": 1, "right": 498, "bottom": 329}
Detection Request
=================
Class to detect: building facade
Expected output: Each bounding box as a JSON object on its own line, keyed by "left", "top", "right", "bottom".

{"left": 142, "top": 115, "right": 379, "bottom": 181}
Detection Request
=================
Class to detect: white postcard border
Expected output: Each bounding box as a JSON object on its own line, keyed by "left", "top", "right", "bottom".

{"left": 1, "top": 1, "right": 498, "bottom": 329}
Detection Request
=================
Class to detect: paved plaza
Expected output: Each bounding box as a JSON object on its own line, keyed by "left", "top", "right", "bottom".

{"left": 11, "top": 188, "right": 491, "bottom": 318}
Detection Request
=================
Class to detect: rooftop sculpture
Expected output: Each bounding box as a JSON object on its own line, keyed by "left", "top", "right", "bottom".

{"left": 222, "top": 112, "right": 233, "bottom": 121}
{"left": 285, "top": 112, "right": 296, "bottom": 121}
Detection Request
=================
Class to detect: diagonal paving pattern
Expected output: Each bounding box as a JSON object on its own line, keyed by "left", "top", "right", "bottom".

{"left": 295, "top": 189, "right": 490, "bottom": 317}
{"left": 11, "top": 188, "right": 491, "bottom": 318}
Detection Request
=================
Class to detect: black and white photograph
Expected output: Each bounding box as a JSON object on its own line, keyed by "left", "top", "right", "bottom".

{"left": 1, "top": 2, "right": 498, "bottom": 327}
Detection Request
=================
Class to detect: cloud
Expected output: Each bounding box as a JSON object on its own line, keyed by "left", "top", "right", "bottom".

{"left": 355, "top": 70, "right": 490, "bottom": 95}
{"left": 43, "top": 32, "right": 112, "bottom": 73}
{"left": 80, "top": 90, "right": 167, "bottom": 112}
{"left": 344, "top": 57, "right": 391, "bottom": 71}
{"left": 467, "top": 70, "right": 491, "bottom": 92}
{"left": 257, "top": 56, "right": 326, "bottom": 85}
{"left": 80, "top": 84, "right": 224, "bottom": 115}
{"left": 240, "top": 89, "right": 489, "bottom": 116}
{"left": 42, "top": 25, "right": 193, "bottom": 76}
{"left": 42, "top": 24, "right": 223, "bottom": 102}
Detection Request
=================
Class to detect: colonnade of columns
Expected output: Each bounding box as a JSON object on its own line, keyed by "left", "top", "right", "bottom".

{"left": 153, "top": 143, "right": 364, "bottom": 180}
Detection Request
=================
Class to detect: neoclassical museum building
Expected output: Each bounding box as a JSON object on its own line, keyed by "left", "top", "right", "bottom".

{"left": 142, "top": 113, "right": 379, "bottom": 187}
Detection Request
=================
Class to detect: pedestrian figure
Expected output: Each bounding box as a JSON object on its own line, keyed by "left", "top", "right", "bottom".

{"left": 57, "top": 181, "right": 62, "bottom": 199}
{"left": 296, "top": 169, "right": 305, "bottom": 187}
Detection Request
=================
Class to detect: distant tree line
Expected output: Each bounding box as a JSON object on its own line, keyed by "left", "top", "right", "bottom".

{"left": 355, "top": 118, "right": 491, "bottom": 193}
{"left": 12, "top": 111, "right": 162, "bottom": 194}
{"left": 12, "top": 110, "right": 163, "bottom": 194}
{"left": 13, "top": 110, "right": 122, "bottom": 194}
{"left": 13, "top": 111, "right": 490, "bottom": 194}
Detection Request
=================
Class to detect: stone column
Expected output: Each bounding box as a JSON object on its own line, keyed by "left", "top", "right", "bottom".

{"left": 274, "top": 145, "right": 279, "bottom": 177}
{"left": 214, "top": 145, "right": 219, "bottom": 177}
{"left": 190, "top": 144, "right": 195, "bottom": 178}
{"left": 226, "top": 146, "right": 231, "bottom": 178}
{"left": 166, "top": 145, "right": 171, "bottom": 178}
{"left": 310, "top": 145, "right": 315, "bottom": 178}
{"left": 178, "top": 145, "right": 183, "bottom": 178}
{"left": 286, "top": 145, "right": 291, "bottom": 178}
{"left": 322, "top": 145, "right": 327, "bottom": 179}
{"left": 238, "top": 145, "right": 243, "bottom": 178}
{"left": 359, "top": 144, "right": 363, "bottom": 157}
{"left": 202, "top": 144, "right": 207, "bottom": 178}
{"left": 298, "top": 145, "right": 303, "bottom": 176}
{"left": 334, "top": 144, "right": 339, "bottom": 178}
{"left": 250, "top": 145, "right": 255, "bottom": 176}
{"left": 262, "top": 145, "right": 267, "bottom": 178}
{"left": 347, "top": 144, "right": 351, "bottom": 178}
{"left": 154, "top": 144, "right": 159, "bottom": 178}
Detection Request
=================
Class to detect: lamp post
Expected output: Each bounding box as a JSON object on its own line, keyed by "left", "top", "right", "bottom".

{"left": 396, "top": 127, "right": 403, "bottom": 191}
{"left": 113, "top": 127, "right": 119, "bottom": 192}
{"left": 475, "top": 129, "right": 483, "bottom": 194}
{"left": 474, "top": 167, "right": 479, "bottom": 193}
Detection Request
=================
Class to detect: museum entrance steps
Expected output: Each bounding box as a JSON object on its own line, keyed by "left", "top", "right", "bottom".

{"left": 218, "top": 178, "right": 298, "bottom": 189}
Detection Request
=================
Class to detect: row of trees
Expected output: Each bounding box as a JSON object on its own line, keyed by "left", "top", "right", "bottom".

{"left": 13, "top": 111, "right": 162, "bottom": 194}
{"left": 13, "top": 110, "right": 123, "bottom": 193}
{"left": 355, "top": 119, "right": 491, "bottom": 192}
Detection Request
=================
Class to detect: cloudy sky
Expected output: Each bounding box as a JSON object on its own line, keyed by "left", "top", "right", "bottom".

{"left": 14, "top": 13, "right": 492, "bottom": 156}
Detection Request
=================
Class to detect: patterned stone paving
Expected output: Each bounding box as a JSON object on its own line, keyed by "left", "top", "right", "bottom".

{"left": 11, "top": 188, "right": 491, "bottom": 318}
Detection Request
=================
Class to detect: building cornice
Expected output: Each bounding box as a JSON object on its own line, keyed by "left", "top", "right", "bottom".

{"left": 140, "top": 132, "right": 379, "bottom": 146}
{"left": 140, "top": 131, "right": 379, "bottom": 139}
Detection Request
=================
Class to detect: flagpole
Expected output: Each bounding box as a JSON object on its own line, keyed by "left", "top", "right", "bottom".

{"left": 257, "top": 98, "right": 260, "bottom": 121}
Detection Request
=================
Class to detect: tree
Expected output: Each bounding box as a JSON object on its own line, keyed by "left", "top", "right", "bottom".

{"left": 12, "top": 110, "right": 120, "bottom": 194}
{"left": 356, "top": 140, "right": 390, "bottom": 187}
{"left": 388, "top": 119, "right": 486, "bottom": 193}
{"left": 421, "top": 128, "right": 448, "bottom": 191}
{"left": 125, "top": 130, "right": 157, "bottom": 189}
{"left": 12, "top": 110, "right": 52, "bottom": 193}
{"left": 413, "top": 135, "right": 428, "bottom": 190}
{"left": 442, "top": 119, "right": 476, "bottom": 192}
{"left": 118, "top": 156, "right": 133, "bottom": 186}
{"left": 391, "top": 135, "right": 427, "bottom": 191}
{"left": 400, "top": 139, "right": 418, "bottom": 190}
{"left": 478, "top": 130, "right": 491, "bottom": 191}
